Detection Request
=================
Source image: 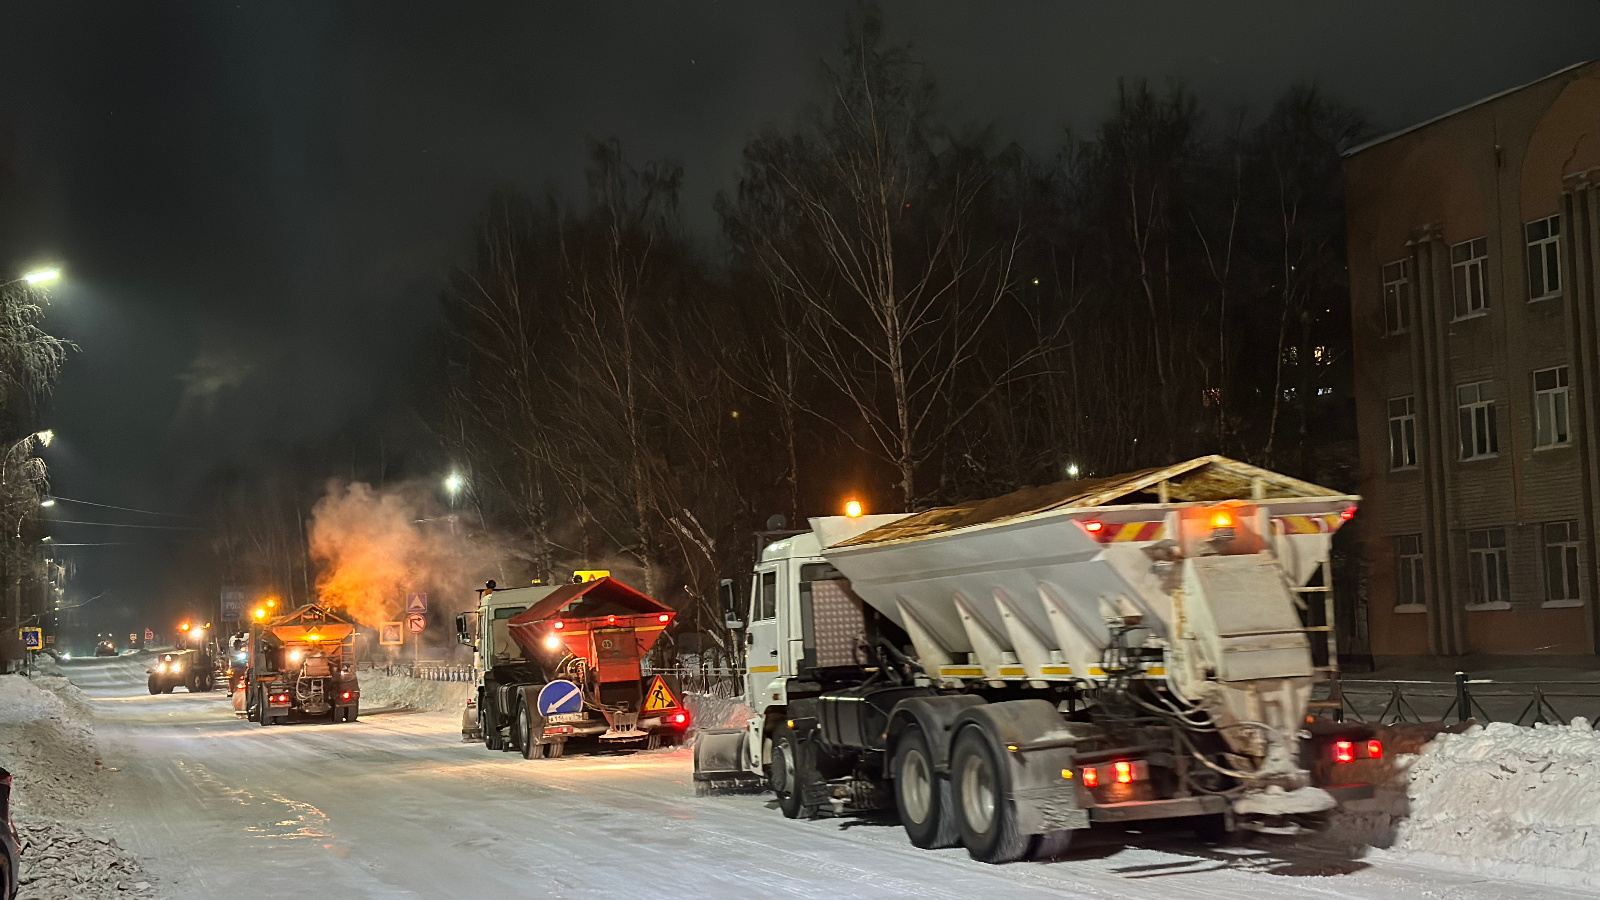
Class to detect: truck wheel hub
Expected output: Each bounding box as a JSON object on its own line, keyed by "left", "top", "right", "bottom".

{"left": 900, "top": 750, "right": 932, "bottom": 824}
{"left": 959, "top": 753, "right": 996, "bottom": 833}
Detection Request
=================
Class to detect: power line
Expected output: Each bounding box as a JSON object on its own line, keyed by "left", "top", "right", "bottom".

{"left": 47, "top": 542, "right": 143, "bottom": 547}
{"left": 48, "top": 495, "right": 197, "bottom": 519}
{"left": 49, "top": 519, "right": 197, "bottom": 530}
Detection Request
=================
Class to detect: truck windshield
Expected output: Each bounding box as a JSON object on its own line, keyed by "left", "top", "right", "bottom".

{"left": 488, "top": 606, "right": 528, "bottom": 663}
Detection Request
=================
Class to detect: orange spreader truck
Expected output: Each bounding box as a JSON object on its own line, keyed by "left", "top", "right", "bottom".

{"left": 232, "top": 604, "right": 361, "bottom": 725}
{"left": 456, "top": 576, "right": 688, "bottom": 759}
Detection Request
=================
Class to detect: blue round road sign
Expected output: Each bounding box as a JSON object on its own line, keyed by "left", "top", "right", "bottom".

{"left": 536, "top": 679, "right": 583, "bottom": 716}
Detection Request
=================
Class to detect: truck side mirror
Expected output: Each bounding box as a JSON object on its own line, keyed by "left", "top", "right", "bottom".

{"left": 719, "top": 579, "right": 744, "bottom": 629}
{"left": 455, "top": 613, "right": 477, "bottom": 650}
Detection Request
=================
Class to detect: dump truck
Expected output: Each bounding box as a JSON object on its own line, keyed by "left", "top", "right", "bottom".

{"left": 456, "top": 575, "right": 689, "bottom": 759}
{"left": 146, "top": 620, "right": 219, "bottom": 694}
{"left": 233, "top": 604, "right": 361, "bottom": 725}
{"left": 694, "top": 455, "right": 1382, "bottom": 862}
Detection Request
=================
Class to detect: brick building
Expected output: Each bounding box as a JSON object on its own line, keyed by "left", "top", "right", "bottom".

{"left": 1345, "top": 61, "right": 1600, "bottom": 662}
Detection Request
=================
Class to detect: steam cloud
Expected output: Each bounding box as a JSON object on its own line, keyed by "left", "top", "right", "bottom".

{"left": 307, "top": 481, "right": 500, "bottom": 629}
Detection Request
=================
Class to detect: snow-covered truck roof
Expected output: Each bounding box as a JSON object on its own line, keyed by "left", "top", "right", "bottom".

{"left": 834, "top": 454, "right": 1347, "bottom": 549}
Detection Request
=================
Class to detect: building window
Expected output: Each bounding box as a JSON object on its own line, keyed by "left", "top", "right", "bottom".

{"left": 1467, "top": 527, "right": 1510, "bottom": 608}
{"left": 1533, "top": 366, "right": 1570, "bottom": 448}
{"left": 1451, "top": 237, "right": 1489, "bottom": 319}
{"left": 1395, "top": 534, "right": 1426, "bottom": 612}
{"left": 1457, "top": 381, "right": 1498, "bottom": 460}
{"left": 1543, "top": 521, "right": 1580, "bottom": 606}
{"left": 1526, "top": 215, "right": 1561, "bottom": 301}
{"left": 1388, "top": 396, "right": 1417, "bottom": 470}
{"left": 1382, "top": 259, "right": 1412, "bottom": 334}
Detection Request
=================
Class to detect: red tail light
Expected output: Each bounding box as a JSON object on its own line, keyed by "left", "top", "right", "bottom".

{"left": 1341, "top": 505, "right": 1358, "bottom": 521}
{"left": 671, "top": 712, "right": 687, "bottom": 725}
{"left": 341, "top": 692, "right": 352, "bottom": 701}
{"left": 1114, "top": 760, "right": 1133, "bottom": 784}
{"left": 1081, "top": 767, "right": 1098, "bottom": 788}
{"left": 658, "top": 613, "right": 670, "bottom": 624}
{"left": 607, "top": 615, "right": 616, "bottom": 625}
{"left": 1366, "top": 739, "right": 1383, "bottom": 758}
{"left": 1082, "top": 520, "right": 1104, "bottom": 535}
{"left": 1333, "top": 740, "right": 1355, "bottom": 763}
{"left": 553, "top": 620, "right": 564, "bottom": 630}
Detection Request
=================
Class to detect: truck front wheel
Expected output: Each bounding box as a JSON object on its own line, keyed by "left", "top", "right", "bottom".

{"left": 951, "top": 727, "right": 1028, "bottom": 863}
{"left": 893, "top": 728, "right": 959, "bottom": 849}
{"left": 771, "top": 723, "right": 817, "bottom": 820}
{"left": 518, "top": 706, "right": 542, "bottom": 760}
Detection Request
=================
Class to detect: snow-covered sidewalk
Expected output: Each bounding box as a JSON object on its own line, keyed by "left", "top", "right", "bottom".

{"left": 0, "top": 673, "right": 154, "bottom": 899}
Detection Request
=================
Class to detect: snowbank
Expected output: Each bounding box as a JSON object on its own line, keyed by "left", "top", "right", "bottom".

{"left": 1384, "top": 719, "right": 1600, "bottom": 889}
{"left": 14, "top": 820, "right": 151, "bottom": 900}
{"left": 357, "top": 670, "right": 473, "bottom": 713}
{"left": 0, "top": 675, "right": 155, "bottom": 899}
{"left": 0, "top": 676, "right": 99, "bottom": 820}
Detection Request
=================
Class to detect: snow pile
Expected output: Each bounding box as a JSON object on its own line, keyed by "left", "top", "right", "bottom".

{"left": 357, "top": 670, "right": 473, "bottom": 712}
{"left": 0, "top": 675, "right": 157, "bottom": 899}
{"left": 0, "top": 676, "right": 99, "bottom": 819}
{"left": 14, "top": 820, "right": 152, "bottom": 900}
{"left": 1387, "top": 719, "right": 1600, "bottom": 888}
{"left": 682, "top": 692, "right": 753, "bottom": 730}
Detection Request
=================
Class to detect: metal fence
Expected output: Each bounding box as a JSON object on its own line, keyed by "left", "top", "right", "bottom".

{"left": 1328, "top": 672, "right": 1600, "bottom": 728}
{"left": 360, "top": 661, "right": 476, "bottom": 682}
{"left": 644, "top": 666, "right": 746, "bottom": 698}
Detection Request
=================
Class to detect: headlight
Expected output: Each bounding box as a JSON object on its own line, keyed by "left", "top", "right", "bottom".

{"left": 543, "top": 634, "right": 562, "bottom": 650}
{"left": 289, "top": 650, "right": 301, "bottom": 663}
{"left": 156, "top": 663, "right": 167, "bottom": 673}
{"left": 236, "top": 652, "right": 247, "bottom": 661}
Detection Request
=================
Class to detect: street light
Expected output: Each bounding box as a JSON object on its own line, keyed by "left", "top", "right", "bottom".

{"left": 444, "top": 472, "right": 464, "bottom": 496}
{"left": 39, "top": 498, "right": 54, "bottom": 508}
{"left": 23, "top": 268, "right": 60, "bottom": 285}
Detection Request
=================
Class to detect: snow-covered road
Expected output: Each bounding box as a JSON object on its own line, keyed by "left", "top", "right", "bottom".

{"left": 60, "top": 655, "right": 1598, "bottom": 900}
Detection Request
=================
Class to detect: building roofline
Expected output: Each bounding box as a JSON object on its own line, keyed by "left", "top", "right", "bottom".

{"left": 1343, "top": 59, "right": 1596, "bottom": 158}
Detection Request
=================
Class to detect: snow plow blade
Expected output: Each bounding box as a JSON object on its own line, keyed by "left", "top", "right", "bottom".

{"left": 693, "top": 728, "right": 766, "bottom": 796}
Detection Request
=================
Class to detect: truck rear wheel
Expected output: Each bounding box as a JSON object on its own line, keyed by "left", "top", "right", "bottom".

{"left": 951, "top": 727, "right": 1028, "bottom": 863}
{"left": 893, "top": 728, "right": 959, "bottom": 849}
{"left": 771, "top": 723, "right": 818, "bottom": 820}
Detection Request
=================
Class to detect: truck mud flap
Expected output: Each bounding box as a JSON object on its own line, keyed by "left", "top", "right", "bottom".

{"left": 693, "top": 728, "right": 766, "bottom": 796}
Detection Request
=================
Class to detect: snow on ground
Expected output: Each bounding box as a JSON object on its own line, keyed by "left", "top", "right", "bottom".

{"left": 0, "top": 673, "right": 154, "bottom": 900}
{"left": 1383, "top": 719, "right": 1600, "bottom": 890}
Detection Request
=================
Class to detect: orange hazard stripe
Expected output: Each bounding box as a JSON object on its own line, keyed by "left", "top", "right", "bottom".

{"left": 1099, "top": 521, "right": 1165, "bottom": 543}
{"left": 1276, "top": 514, "right": 1343, "bottom": 535}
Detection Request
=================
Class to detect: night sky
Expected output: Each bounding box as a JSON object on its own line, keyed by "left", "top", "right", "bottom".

{"left": 0, "top": 1, "right": 1596, "bottom": 631}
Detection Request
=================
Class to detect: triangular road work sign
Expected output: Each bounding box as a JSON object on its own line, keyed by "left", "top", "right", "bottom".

{"left": 641, "top": 674, "right": 680, "bottom": 712}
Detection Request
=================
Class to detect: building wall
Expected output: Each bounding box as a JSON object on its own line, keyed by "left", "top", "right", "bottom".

{"left": 1345, "top": 62, "right": 1600, "bottom": 660}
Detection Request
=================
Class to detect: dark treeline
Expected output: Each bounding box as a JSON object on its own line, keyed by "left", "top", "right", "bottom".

{"left": 436, "top": 14, "right": 1369, "bottom": 651}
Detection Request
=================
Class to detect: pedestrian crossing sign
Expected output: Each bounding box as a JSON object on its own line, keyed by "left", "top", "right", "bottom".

{"left": 641, "top": 674, "right": 679, "bottom": 712}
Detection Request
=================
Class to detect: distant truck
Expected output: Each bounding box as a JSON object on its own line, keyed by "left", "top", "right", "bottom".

{"left": 695, "top": 455, "right": 1382, "bottom": 862}
{"left": 146, "top": 621, "right": 219, "bottom": 694}
{"left": 456, "top": 575, "right": 689, "bottom": 759}
{"left": 233, "top": 604, "right": 361, "bottom": 725}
